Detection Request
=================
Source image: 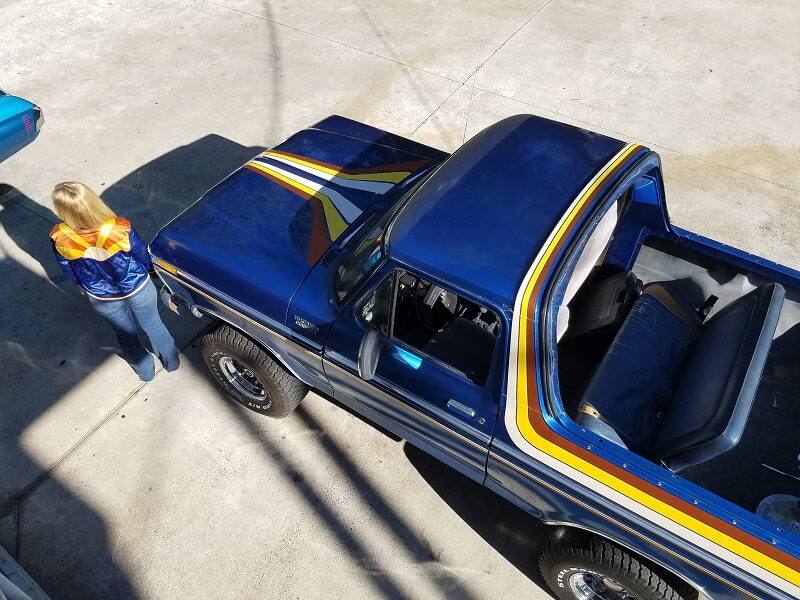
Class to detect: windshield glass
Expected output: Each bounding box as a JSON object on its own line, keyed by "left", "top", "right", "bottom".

{"left": 334, "top": 171, "right": 435, "bottom": 303}
{"left": 334, "top": 209, "right": 393, "bottom": 302}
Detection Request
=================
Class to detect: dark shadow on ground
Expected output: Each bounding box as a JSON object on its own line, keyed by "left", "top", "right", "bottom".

{"left": 403, "top": 443, "right": 555, "bottom": 596}
{"left": 180, "top": 338, "right": 480, "bottom": 600}
{"left": 0, "top": 134, "right": 262, "bottom": 599}
{"left": 1, "top": 129, "right": 547, "bottom": 599}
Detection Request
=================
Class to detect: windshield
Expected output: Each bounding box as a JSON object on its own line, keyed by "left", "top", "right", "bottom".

{"left": 334, "top": 171, "right": 436, "bottom": 303}
{"left": 334, "top": 208, "right": 393, "bottom": 302}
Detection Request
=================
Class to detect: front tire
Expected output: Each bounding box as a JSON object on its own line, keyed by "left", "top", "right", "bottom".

{"left": 201, "top": 324, "right": 307, "bottom": 418}
{"left": 539, "top": 537, "right": 687, "bottom": 600}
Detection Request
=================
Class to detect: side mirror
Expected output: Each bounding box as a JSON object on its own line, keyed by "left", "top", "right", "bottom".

{"left": 357, "top": 329, "right": 383, "bottom": 381}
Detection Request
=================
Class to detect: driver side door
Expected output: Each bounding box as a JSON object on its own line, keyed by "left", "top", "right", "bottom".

{"left": 322, "top": 262, "right": 501, "bottom": 483}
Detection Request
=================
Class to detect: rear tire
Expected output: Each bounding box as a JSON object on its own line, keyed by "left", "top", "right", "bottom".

{"left": 539, "top": 537, "right": 686, "bottom": 600}
{"left": 201, "top": 324, "right": 307, "bottom": 418}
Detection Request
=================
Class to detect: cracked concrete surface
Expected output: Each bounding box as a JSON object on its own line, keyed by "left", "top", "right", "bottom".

{"left": 0, "top": 0, "right": 798, "bottom": 598}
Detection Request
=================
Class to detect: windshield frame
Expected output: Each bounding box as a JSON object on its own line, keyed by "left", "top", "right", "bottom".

{"left": 333, "top": 172, "right": 434, "bottom": 305}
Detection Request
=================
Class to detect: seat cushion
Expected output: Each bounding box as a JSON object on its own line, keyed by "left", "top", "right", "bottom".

{"left": 653, "top": 283, "right": 784, "bottom": 470}
{"left": 577, "top": 281, "right": 702, "bottom": 453}
{"left": 423, "top": 317, "right": 496, "bottom": 384}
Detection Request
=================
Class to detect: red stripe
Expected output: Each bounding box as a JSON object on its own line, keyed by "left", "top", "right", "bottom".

{"left": 269, "top": 149, "right": 428, "bottom": 175}
{"left": 520, "top": 151, "right": 800, "bottom": 574}
{"left": 244, "top": 165, "right": 331, "bottom": 265}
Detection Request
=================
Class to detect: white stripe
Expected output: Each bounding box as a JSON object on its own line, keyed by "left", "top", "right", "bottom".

{"left": 251, "top": 159, "right": 363, "bottom": 223}
{"left": 264, "top": 154, "right": 396, "bottom": 194}
{"left": 502, "top": 143, "right": 800, "bottom": 596}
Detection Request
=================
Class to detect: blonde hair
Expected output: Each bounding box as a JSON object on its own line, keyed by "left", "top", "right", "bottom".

{"left": 52, "top": 182, "right": 116, "bottom": 231}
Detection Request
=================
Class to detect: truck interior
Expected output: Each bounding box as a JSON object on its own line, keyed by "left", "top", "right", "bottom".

{"left": 554, "top": 179, "right": 800, "bottom": 532}
{"left": 359, "top": 270, "right": 500, "bottom": 385}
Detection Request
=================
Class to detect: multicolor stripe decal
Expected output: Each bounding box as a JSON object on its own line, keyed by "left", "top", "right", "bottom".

{"left": 504, "top": 143, "right": 800, "bottom": 596}
{"left": 50, "top": 217, "right": 132, "bottom": 261}
{"left": 244, "top": 151, "right": 426, "bottom": 264}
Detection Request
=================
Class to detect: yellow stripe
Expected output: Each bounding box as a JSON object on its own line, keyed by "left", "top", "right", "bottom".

{"left": 514, "top": 144, "right": 800, "bottom": 586}
{"left": 247, "top": 161, "right": 349, "bottom": 240}
{"left": 265, "top": 151, "right": 411, "bottom": 183}
{"left": 57, "top": 224, "right": 91, "bottom": 248}
{"left": 154, "top": 257, "right": 178, "bottom": 274}
{"left": 105, "top": 234, "right": 132, "bottom": 255}
{"left": 54, "top": 246, "right": 85, "bottom": 260}
{"left": 95, "top": 220, "right": 115, "bottom": 248}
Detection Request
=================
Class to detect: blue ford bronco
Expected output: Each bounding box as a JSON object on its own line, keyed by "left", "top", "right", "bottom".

{"left": 150, "top": 115, "right": 800, "bottom": 600}
{"left": 0, "top": 89, "right": 43, "bottom": 163}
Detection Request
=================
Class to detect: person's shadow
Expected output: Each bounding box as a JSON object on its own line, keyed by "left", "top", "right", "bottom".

{"left": 0, "top": 134, "right": 262, "bottom": 599}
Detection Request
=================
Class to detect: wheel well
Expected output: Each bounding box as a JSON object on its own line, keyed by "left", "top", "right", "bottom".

{"left": 546, "top": 525, "right": 700, "bottom": 599}
{"left": 201, "top": 317, "right": 303, "bottom": 381}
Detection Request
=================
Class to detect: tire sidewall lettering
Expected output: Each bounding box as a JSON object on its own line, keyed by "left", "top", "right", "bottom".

{"left": 205, "top": 347, "right": 273, "bottom": 414}
{"left": 556, "top": 566, "right": 607, "bottom": 589}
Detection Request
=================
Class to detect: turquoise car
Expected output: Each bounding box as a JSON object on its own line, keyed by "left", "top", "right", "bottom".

{"left": 0, "top": 89, "right": 43, "bottom": 163}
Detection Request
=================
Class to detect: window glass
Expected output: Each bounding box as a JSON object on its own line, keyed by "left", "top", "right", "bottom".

{"left": 335, "top": 210, "right": 394, "bottom": 302}
{"left": 357, "top": 273, "right": 393, "bottom": 336}
{"left": 393, "top": 272, "right": 498, "bottom": 384}
{"left": 356, "top": 270, "right": 500, "bottom": 384}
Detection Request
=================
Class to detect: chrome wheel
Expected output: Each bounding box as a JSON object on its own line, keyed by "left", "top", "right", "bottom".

{"left": 218, "top": 356, "right": 268, "bottom": 403}
{"left": 567, "top": 572, "right": 637, "bottom": 600}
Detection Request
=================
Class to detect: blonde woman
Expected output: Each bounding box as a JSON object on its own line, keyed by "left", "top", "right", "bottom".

{"left": 49, "top": 182, "right": 179, "bottom": 381}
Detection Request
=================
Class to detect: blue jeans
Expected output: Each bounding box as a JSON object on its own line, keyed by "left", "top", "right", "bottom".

{"left": 89, "top": 279, "right": 180, "bottom": 381}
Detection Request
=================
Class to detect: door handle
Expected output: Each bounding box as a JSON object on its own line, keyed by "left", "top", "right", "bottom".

{"left": 447, "top": 399, "right": 475, "bottom": 418}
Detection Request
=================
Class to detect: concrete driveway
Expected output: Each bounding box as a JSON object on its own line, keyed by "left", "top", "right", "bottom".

{"left": 0, "top": 1, "right": 798, "bottom": 598}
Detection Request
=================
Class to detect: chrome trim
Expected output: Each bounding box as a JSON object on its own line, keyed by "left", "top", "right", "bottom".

{"left": 447, "top": 399, "right": 476, "bottom": 418}
{"left": 33, "top": 105, "right": 44, "bottom": 132}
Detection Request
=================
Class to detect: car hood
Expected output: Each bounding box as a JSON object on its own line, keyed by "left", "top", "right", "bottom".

{"left": 150, "top": 119, "right": 444, "bottom": 323}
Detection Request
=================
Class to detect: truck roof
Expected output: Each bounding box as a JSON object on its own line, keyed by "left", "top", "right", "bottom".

{"left": 387, "top": 115, "right": 627, "bottom": 309}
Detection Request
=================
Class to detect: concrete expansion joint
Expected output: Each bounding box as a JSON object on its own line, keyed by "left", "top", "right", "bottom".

{"left": 200, "top": 0, "right": 462, "bottom": 85}
{"left": 197, "top": 0, "right": 795, "bottom": 196}
{"left": 0, "top": 332, "right": 201, "bottom": 530}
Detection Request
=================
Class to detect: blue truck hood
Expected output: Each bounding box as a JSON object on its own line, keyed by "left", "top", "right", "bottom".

{"left": 150, "top": 116, "right": 446, "bottom": 322}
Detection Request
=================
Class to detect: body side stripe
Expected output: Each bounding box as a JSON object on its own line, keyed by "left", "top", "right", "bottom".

{"left": 504, "top": 143, "right": 800, "bottom": 594}
{"left": 488, "top": 450, "right": 756, "bottom": 599}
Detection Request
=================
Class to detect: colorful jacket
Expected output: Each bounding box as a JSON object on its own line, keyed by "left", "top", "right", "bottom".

{"left": 50, "top": 217, "right": 152, "bottom": 300}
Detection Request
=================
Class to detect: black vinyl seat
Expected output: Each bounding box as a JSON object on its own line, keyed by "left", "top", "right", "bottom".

{"left": 576, "top": 281, "right": 784, "bottom": 471}
{"left": 424, "top": 317, "right": 496, "bottom": 384}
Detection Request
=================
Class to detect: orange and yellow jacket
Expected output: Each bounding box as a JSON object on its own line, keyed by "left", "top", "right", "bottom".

{"left": 49, "top": 217, "right": 152, "bottom": 300}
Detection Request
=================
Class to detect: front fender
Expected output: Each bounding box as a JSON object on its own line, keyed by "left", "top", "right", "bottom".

{"left": 155, "top": 266, "right": 332, "bottom": 396}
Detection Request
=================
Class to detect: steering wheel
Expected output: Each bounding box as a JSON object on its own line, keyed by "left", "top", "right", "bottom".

{"left": 412, "top": 278, "right": 458, "bottom": 332}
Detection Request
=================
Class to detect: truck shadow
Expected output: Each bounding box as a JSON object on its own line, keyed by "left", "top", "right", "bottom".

{"left": 2, "top": 129, "right": 546, "bottom": 599}
{"left": 0, "top": 134, "right": 261, "bottom": 599}
{"left": 402, "top": 443, "right": 554, "bottom": 595}
{"left": 183, "top": 323, "right": 553, "bottom": 598}
{"left": 178, "top": 335, "right": 483, "bottom": 600}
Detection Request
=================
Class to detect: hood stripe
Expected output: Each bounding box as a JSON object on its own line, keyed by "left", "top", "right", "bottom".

{"left": 266, "top": 149, "right": 427, "bottom": 182}
{"left": 246, "top": 159, "right": 361, "bottom": 224}
{"left": 259, "top": 153, "right": 397, "bottom": 194}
